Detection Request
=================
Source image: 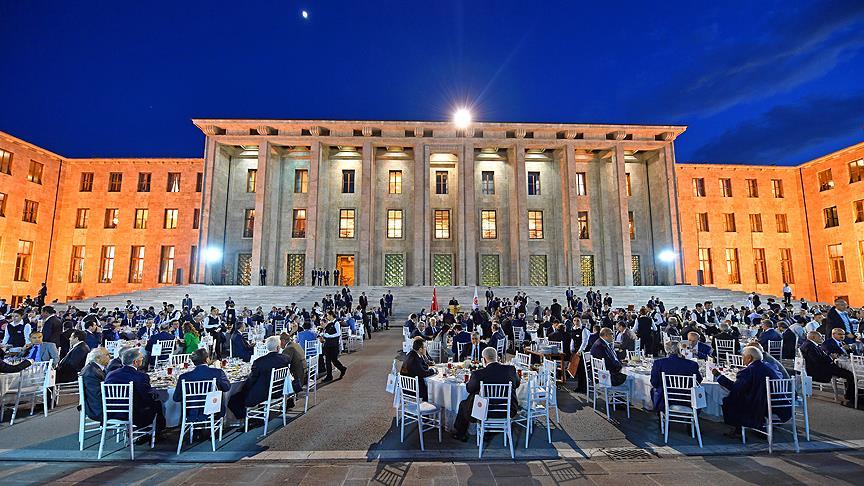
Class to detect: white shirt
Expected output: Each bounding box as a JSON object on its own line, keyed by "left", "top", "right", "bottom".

{"left": 2, "top": 322, "right": 32, "bottom": 346}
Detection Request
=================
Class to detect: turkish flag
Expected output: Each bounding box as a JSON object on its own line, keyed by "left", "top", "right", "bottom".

{"left": 431, "top": 287, "right": 439, "bottom": 312}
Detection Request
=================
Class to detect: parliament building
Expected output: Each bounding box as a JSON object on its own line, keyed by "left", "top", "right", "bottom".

{"left": 0, "top": 118, "right": 861, "bottom": 306}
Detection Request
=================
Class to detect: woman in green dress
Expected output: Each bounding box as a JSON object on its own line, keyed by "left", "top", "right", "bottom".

{"left": 183, "top": 322, "right": 200, "bottom": 354}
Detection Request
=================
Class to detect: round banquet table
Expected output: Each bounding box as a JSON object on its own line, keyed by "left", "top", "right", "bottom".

{"left": 154, "top": 380, "right": 245, "bottom": 428}
{"left": 622, "top": 366, "right": 730, "bottom": 421}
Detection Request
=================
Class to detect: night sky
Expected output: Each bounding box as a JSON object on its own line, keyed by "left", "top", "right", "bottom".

{"left": 1, "top": 0, "right": 863, "bottom": 165}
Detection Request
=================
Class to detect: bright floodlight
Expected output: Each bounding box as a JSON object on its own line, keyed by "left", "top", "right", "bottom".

{"left": 301, "top": 10, "right": 308, "bottom": 19}
{"left": 453, "top": 108, "right": 472, "bottom": 129}
{"left": 205, "top": 246, "right": 222, "bottom": 263}
{"left": 658, "top": 250, "right": 676, "bottom": 263}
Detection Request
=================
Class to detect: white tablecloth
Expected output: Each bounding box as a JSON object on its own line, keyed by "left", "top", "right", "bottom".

{"left": 623, "top": 367, "right": 729, "bottom": 421}
{"left": 155, "top": 381, "right": 245, "bottom": 428}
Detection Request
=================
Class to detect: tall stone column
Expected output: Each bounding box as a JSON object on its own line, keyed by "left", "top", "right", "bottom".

{"left": 460, "top": 142, "right": 477, "bottom": 285}
{"left": 412, "top": 142, "right": 428, "bottom": 285}
{"left": 250, "top": 141, "right": 270, "bottom": 284}
{"left": 305, "top": 142, "right": 323, "bottom": 285}
{"left": 558, "top": 146, "right": 581, "bottom": 285}
{"left": 357, "top": 141, "right": 374, "bottom": 285}
{"left": 508, "top": 144, "right": 529, "bottom": 285}
{"left": 661, "top": 143, "right": 683, "bottom": 284}
{"left": 197, "top": 136, "right": 218, "bottom": 283}
{"left": 613, "top": 144, "right": 634, "bottom": 286}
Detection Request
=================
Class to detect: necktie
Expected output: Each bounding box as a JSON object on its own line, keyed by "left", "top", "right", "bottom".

{"left": 29, "top": 345, "right": 39, "bottom": 360}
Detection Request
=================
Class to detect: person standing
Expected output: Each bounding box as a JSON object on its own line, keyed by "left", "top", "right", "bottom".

{"left": 359, "top": 292, "right": 368, "bottom": 312}
{"left": 40, "top": 306, "right": 63, "bottom": 347}
{"left": 259, "top": 267, "right": 267, "bottom": 286}
{"left": 310, "top": 268, "right": 317, "bottom": 286}
{"left": 385, "top": 291, "right": 394, "bottom": 317}
{"left": 324, "top": 269, "right": 330, "bottom": 286}
{"left": 37, "top": 283, "right": 48, "bottom": 308}
{"left": 321, "top": 318, "right": 347, "bottom": 382}
{"left": 333, "top": 267, "right": 340, "bottom": 286}
{"left": 782, "top": 283, "right": 792, "bottom": 306}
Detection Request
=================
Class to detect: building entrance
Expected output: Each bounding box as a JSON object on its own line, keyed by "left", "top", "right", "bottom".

{"left": 336, "top": 254, "right": 355, "bottom": 286}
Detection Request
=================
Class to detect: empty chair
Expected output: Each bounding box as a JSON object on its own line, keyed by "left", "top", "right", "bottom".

{"left": 626, "top": 349, "right": 643, "bottom": 361}
{"left": 397, "top": 374, "right": 442, "bottom": 451}
{"left": 97, "top": 382, "right": 156, "bottom": 460}
{"left": 304, "top": 340, "right": 321, "bottom": 361}
{"left": 542, "top": 359, "right": 560, "bottom": 425}
{"left": 583, "top": 354, "right": 596, "bottom": 402}
{"left": 477, "top": 382, "right": 515, "bottom": 459}
{"left": 590, "top": 357, "right": 631, "bottom": 420}
{"left": 176, "top": 378, "right": 224, "bottom": 454}
{"left": 659, "top": 373, "right": 702, "bottom": 447}
{"left": 513, "top": 327, "right": 525, "bottom": 344}
{"left": 514, "top": 374, "right": 551, "bottom": 448}
{"left": 426, "top": 341, "right": 442, "bottom": 363}
{"left": 0, "top": 360, "right": 54, "bottom": 424}
{"left": 273, "top": 320, "right": 287, "bottom": 335}
{"left": 742, "top": 377, "right": 799, "bottom": 453}
{"left": 513, "top": 353, "right": 531, "bottom": 371}
{"left": 304, "top": 357, "right": 319, "bottom": 413}
{"left": 245, "top": 366, "right": 292, "bottom": 436}
{"left": 850, "top": 355, "right": 864, "bottom": 409}
{"left": 153, "top": 339, "right": 176, "bottom": 367}
{"left": 714, "top": 339, "right": 735, "bottom": 363}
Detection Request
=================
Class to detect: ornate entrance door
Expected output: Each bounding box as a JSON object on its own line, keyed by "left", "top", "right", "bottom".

{"left": 336, "top": 254, "right": 355, "bottom": 286}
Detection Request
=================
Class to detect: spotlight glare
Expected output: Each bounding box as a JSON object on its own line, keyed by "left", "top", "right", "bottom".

{"left": 453, "top": 108, "right": 472, "bottom": 129}
{"left": 205, "top": 246, "right": 223, "bottom": 263}
{"left": 658, "top": 250, "right": 676, "bottom": 263}
{"left": 301, "top": 10, "right": 308, "bottom": 19}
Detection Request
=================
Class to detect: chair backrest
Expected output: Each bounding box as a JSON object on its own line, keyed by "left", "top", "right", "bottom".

{"left": 514, "top": 327, "right": 525, "bottom": 341}
{"left": 457, "top": 342, "right": 470, "bottom": 359}
{"left": 170, "top": 353, "right": 191, "bottom": 366}
{"left": 273, "top": 320, "right": 287, "bottom": 335}
{"left": 101, "top": 382, "right": 133, "bottom": 423}
{"left": 495, "top": 337, "right": 507, "bottom": 355}
{"left": 480, "top": 382, "right": 512, "bottom": 420}
{"left": 661, "top": 373, "right": 696, "bottom": 410}
{"left": 156, "top": 339, "right": 175, "bottom": 359}
{"left": 537, "top": 338, "right": 549, "bottom": 348}
{"left": 767, "top": 340, "right": 783, "bottom": 359}
{"left": 181, "top": 378, "right": 216, "bottom": 420}
{"left": 715, "top": 339, "right": 734, "bottom": 357}
{"left": 105, "top": 340, "right": 120, "bottom": 354}
{"left": 304, "top": 340, "right": 320, "bottom": 359}
{"left": 20, "top": 360, "right": 52, "bottom": 389}
{"left": 402, "top": 326, "right": 410, "bottom": 337}
{"left": 726, "top": 353, "right": 744, "bottom": 368}
{"left": 307, "top": 357, "right": 319, "bottom": 382}
{"left": 766, "top": 377, "right": 796, "bottom": 421}
{"left": 590, "top": 356, "right": 606, "bottom": 371}
{"left": 398, "top": 374, "right": 420, "bottom": 408}
{"left": 513, "top": 352, "right": 531, "bottom": 370}
{"left": 268, "top": 366, "right": 291, "bottom": 400}
{"left": 77, "top": 375, "right": 86, "bottom": 410}
{"left": 626, "top": 349, "right": 643, "bottom": 361}
{"left": 584, "top": 355, "right": 594, "bottom": 389}
{"left": 426, "top": 341, "right": 441, "bottom": 361}
{"left": 542, "top": 357, "right": 557, "bottom": 376}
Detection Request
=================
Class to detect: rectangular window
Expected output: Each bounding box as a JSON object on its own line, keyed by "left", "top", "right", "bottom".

{"left": 749, "top": 213, "right": 763, "bottom": 232}
{"left": 693, "top": 178, "right": 705, "bottom": 197}
{"left": 435, "top": 171, "right": 448, "bottom": 195}
{"left": 137, "top": 172, "right": 151, "bottom": 192}
{"left": 720, "top": 178, "right": 732, "bottom": 197}
{"left": 340, "top": 209, "right": 356, "bottom": 238}
{"left": 860, "top": 241, "right": 864, "bottom": 283}
{"left": 189, "top": 246, "right": 197, "bottom": 284}
{"left": 192, "top": 208, "right": 200, "bottom": 229}
{"left": 75, "top": 208, "right": 89, "bottom": 229}
{"left": 746, "top": 179, "right": 758, "bottom": 198}
{"left": 628, "top": 211, "right": 636, "bottom": 240}
{"left": 776, "top": 213, "right": 789, "bottom": 233}
{"left": 696, "top": 213, "right": 709, "bottom": 232}
{"left": 753, "top": 248, "right": 768, "bottom": 284}
{"left": 725, "top": 248, "right": 741, "bottom": 284}
{"left": 481, "top": 171, "right": 495, "bottom": 195}
{"left": 698, "top": 248, "right": 714, "bottom": 284}
{"left": 158, "top": 246, "right": 175, "bottom": 284}
{"left": 824, "top": 206, "right": 840, "bottom": 228}
{"left": 854, "top": 200, "right": 864, "bottom": 223}
{"left": 818, "top": 169, "right": 834, "bottom": 191}
{"left": 129, "top": 246, "right": 145, "bottom": 283}
{"left": 195, "top": 172, "right": 203, "bottom": 192}
{"left": 433, "top": 209, "right": 450, "bottom": 239}
{"left": 134, "top": 208, "right": 148, "bottom": 229}
{"left": 828, "top": 243, "right": 846, "bottom": 283}
{"left": 14, "top": 240, "right": 32, "bottom": 282}
{"left": 27, "top": 160, "right": 43, "bottom": 184}
{"left": 22, "top": 200, "right": 38, "bottom": 223}
{"left": 294, "top": 169, "right": 308, "bottom": 193}
{"left": 850, "top": 159, "right": 864, "bottom": 184}
{"left": 577, "top": 211, "right": 589, "bottom": 239}
{"left": 68, "top": 245, "right": 85, "bottom": 283}
{"left": 99, "top": 245, "right": 115, "bottom": 283}
{"left": 163, "top": 209, "right": 179, "bottom": 229}
{"left": 166, "top": 172, "right": 181, "bottom": 192}
{"left": 480, "top": 210, "right": 497, "bottom": 239}
{"left": 246, "top": 169, "right": 257, "bottom": 193}
{"left": 243, "top": 209, "right": 255, "bottom": 238}
{"left": 104, "top": 208, "right": 119, "bottom": 228}
{"left": 0, "top": 148, "right": 11, "bottom": 174}
{"left": 0, "top": 192, "right": 6, "bottom": 217}
{"left": 580, "top": 255, "right": 595, "bottom": 286}
{"left": 108, "top": 172, "right": 122, "bottom": 192}
{"left": 574, "top": 172, "right": 586, "bottom": 196}
{"left": 80, "top": 172, "right": 94, "bottom": 192}
{"left": 780, "top": 248, "right": 795, "bottom": 284}
{"left": 528, "top": 171, "right": 542, "bottom": 196}
{"left": 388, "top": 170, "right": 402, "bottom": 194}
{"left": 724, "top": 213, "right": 736, "bottom": 232}
{"left": 292, "top": 209, "right": 307, "bottom": 238}
{"left": 387, "top": 209, "right": 403, "bottom": 238}
{"left": 342, "top": 169, "right": 355, "bottom": 193}
{"left": 625, "top": 173, "right": 632, "bottom": 197}
{"left": 772, "top": 179, "right": 784, "bottom": 198}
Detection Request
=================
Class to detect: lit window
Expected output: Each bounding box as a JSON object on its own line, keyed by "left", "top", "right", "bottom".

{"left": 823, "top": 206, "right": 839, "bottom": 228}
{"left": 698, "top": 248, "right": 713, "bottom": 284}
{"left": 164, "top": 209, "right": 179, "bottom": 229}
{"left": 720, "top": 178, "right": 732, "bottom": 197}
{"left": 104, "top": 208, "right": 119, "bottom": 229}
{"left": 434, "top": 210, "right": 450, "bottom": 239}
{"left": 628, "top": 211, "right": 636, "bottom": 240}
{"left": 693, "top": 178, "right": 705, "bottom": 197}
{"left": 772, "top": 179, "right": 784, "bottom": 198}
{"left": 137, "top": 173, "right": 151, "bottom": 192}
{"left": 828, "top": 244, "right": 846, "bottom": 283}
{"left": 776, "top": 214, "right": 789, "bottom": 233}
{"left": 108, "top": 172, "right": 122, "bottom": 192}
{"left": 481, "top": 171, "right": 495, "bottom": 195}
{"left": 529, "top": 210, "right": 545, "bottom": 239}
{"left": 625, "top": 173, "right": 632, "bottom": 197}
{"left": 696, "top": 213, "right": 709, "bottom": 232}
{"left": 575, "top": 172, "right": 586, "bottom": 196}
{"left": 387, "top": 209, "right": 403, "bottom": 238}
{"left": 725, "top": 248, "right": 741, "bottom": 284}
{"left": 129, "top": 246, "right": 145, "bottom": 283}
{"left": 294, "top": 169, "right": 308, "bottom": 193}
{"left": 166, "top": 172, "right": 181, "bottom": 192}
{"left": 159, "top": 246, "right": 175, "bottom": 284}
{"left": 292, "top": 209, "right": 307, "bottom": 238}
{"left": 80, "top": 172, "right": 94, "bottom": 192}
{"left": 134, "top": 208, "right": 148, "bottom": 229}
{"left": 528, "top": 172, "right": 541, "bottom": 196}
{"left": 749, "top": 213, "right": 763, "bottom": 233}
{"left": 724, "top": 213, "right": 736, "bottom": 232}
{"left": 340, "top": 209, "right": 356, "bottom": 238}
{"left": 27, "top": 160, "right": 43, "bottom": 184}
{"left": 388, "top": 171, "right": 402, "bottom": 194}
{"left": 243, "top": 209, "right": 255, "bottom": 238}
{"left": 753, "top": 248, "right": 768, "bottom": 284}
{"left": 850, "top": 159, "right": 864, "bottom": 183}
{"left": 435, "top": 171, "right": 448, "bottom": 195}
{"left": 746, "top": 179, "right": 758, "bottom": 198}
{"left": 68, "top": 245, "right": 85, "bottom": 283}
{"left": 818, "top": 169, "right": 834, "bottom": 191}
{"left": 99, "top": 246, "right": 115, "bottom": 283}
{"left": 855, "top": 200, "right": 864, "bottom": 223}
{"left": 780, "top": 248, "right": 794, "bottom": 284}
{"left": 480, "top": 210, "right": 497, "bottom": 239}
{"left": 22, "top": 200, "right": 38, "bottom": 223}
{"left": 75, "top": 208, "right": 89, "bottom": 229}
{"left": 577, "top": 211, "right": 589, "bottom": 239}
{"left": 14, "top": 240, "right": 32, "bottom": 282}
{"left": 0, "top": 148, "right": 12, "bottom": 175}
{"left": 342, "top": 170, "right": 355, "bottom": 193}
{"left": 246, "top": 169, "right": 257, "bottom": 193}
{"left": 0, "top": 191, "right": 7, "bottom": 217}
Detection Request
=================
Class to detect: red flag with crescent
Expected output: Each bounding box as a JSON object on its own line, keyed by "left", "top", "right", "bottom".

{"left": 431, "top": 287, "right": 439, "bottom": 312}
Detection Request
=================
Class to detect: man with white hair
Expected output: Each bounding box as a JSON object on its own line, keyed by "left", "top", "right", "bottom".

{"left": 710, "top": 346, "right": 786, "bottom": 436}
{"left": 80, "top": 347, "right": 111, "bottom": 421}
{"left": 650, "top": 341, "right": 702, "bottom": 411}
{"left": 451, "top": 347, "right": 520, "bottom": 442}
{"left": 228, "top": 336, "right": 292, "bottom": 419}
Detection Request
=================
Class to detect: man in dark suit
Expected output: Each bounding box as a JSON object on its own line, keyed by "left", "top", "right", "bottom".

{"left": 779, "top": 322, "right": 799, "bottom": 359}
{"left": 39, "top": 306, "right": 63, "bottom": 347}
{"left": 182, "top": 294, "right": 193, "bottom": 312}
{"left": 686, "top": 331, "right": 713, "bottom": 360}
{"left": 279, "top": 332, "right": 307, "bottom": 391}
{"left": 228, "top": 323, "right": 254, "bottom": 362}
{"left": 650, "top": 341, "right": 702, "bottom": 411}
{"left": 757, "top": 321, "right": 782, "bottom": 350}
{"left": 228, "top": 337, "right": 292, "bottom": 418}
{"left": 488, "top": 323, "right": 507, "bottom": 353}
{"left": 451, "top": 324, "right": 472, "bottom": 357}
{"left": 104, "top": 348, "right": 166, "bottom": 431}
{"left": 80, "top": 347, "right": 110, "bottom": 422}
{"left": 711, "top": 346, "right": 786, "bottom": 434}
{"left": 84, "top": 319, "right": 101, "bottom": 349}
{"left": 172, "top": 349, "right": 231, "bottom": 421}
{"left": 822, "top": 328, "right": 853, "bottom": 357}
{"left": 451, "top": 347, "right": 520, "bottom": 442}
{"left": 590, "top": 328, "right": 627, "bottom": 386}
{"left": 358, "top": 292, "right": 368, "bottom": 312}
{"left": 825, "top": 299, "right": 856, "bottom": 343}
{"left": 550, "top": 299, "right": 563, "bottom": 322}
{"left": 801, "top": 331, "right": 856, "bottom": 404}
{"left": 485, "top": 287, "right": 494, "bottom": 306}
{"left": 459, "top": 333, "right": 486, "bottom": 361}
{"left": 57, "top": 330, "right": 90, "bottom": 383}
{"left": 400, "top": 338, "right": 437, "bottom": 401}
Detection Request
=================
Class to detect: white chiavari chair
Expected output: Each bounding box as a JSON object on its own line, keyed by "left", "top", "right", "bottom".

{"left": 478, "top": 382, "right": 514, "bottom": 459}
{"left": 397, "top": 375, "right": 442, "bottom": 451}
{"left": 77, "top": 375, "right": 101, "bottom": 450}
{"left": 245, "top": 366, "right": 292, "bottom": 436}
{"left": 742, "top": 377, "right": 799, "bottom": 453}
{"left": 660, "top": 373, "right": 702, "bottom": 447}
{"left": 97, "top": 382, "right": 156, "bottom": 460}
{"left": 590, "top": 357, "right": 631, "bottom": 420}
{"left": 513, "top": 373, "right": 551, "bottom": 448}
{"left": 177, "top": 378, "right": 224, "bottom": 454}
{"left": 304, "top": 357, "right": 319, "bottom": 413}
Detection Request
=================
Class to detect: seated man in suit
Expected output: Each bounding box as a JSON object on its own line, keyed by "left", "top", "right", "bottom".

{"left": 19, "top": 331, "right": 59, "bottom": 363}
{"left": 711, "top": 321, "right": 741, "bottom": 358}
{"left": 686, "top": 331, "right": 712, "bottom": 360}
{"left": 488, "top": 323, "right": 507, "bottom": 352}
{"left": 459, "top": 332, "right": 486, "bottom": 361}
{"left": 227, "top": 322, "right": 254, "bottom": 362}
{"left": 614, "top": 321, "right": 637, "bottom": 358}
{"left": 821, "top": 328, "right": 853, "bottom": 358}
{"left": 800, "top": 331, "right": 855, "bottom": 406}
{"left": 650, "top": 341, "right": 702, "bottom": 411}
{"left": 400, "top": 337, "right": 437, "bottom": 401}
{"left": 80, "top": 347, "right": 111, "bottom": 422}
{"left": 227, "top": 336, "right": 292, "bottom": 418}
{"left": 57, "top": 330, "right": 90, "bottom": 383}
{"left": 409, "top": 321, "right": 427, "bottom": 340}
{"left": 145, "top": 322, "right": 176, "bottom": 365}
{"left": 778, "top": 321, "right": 799, "bottom": 359}
{"left": 756, "top": 321, "right": 782, "bottom": 350}
{"left": 711, "top": 346, "right": 786, "bottom": 436}
{"left": 278, "top": 332, "right": 308, "bottom": 392}
{"left": 104, "top": 347, "right": 166, "bottom": 432}
{"left": 423, "top": 318, "right": 440, "bottom": 340}
{"left": 83, "top": 319, "right": 102, "bottom": 349}
{"left": 590, "top": 328, "right": 627, "bottom": 386}
{"left": 745, "top": 340, "right": 789, "bottom": 379}
{"left": 450, "top": 324, "right": 472, "bottom": 358}
{"left": 172, "top": 348, "right": 231, "bottom": 421}
{"left": 451, "top": 347, "right": 520, "bottom": 442}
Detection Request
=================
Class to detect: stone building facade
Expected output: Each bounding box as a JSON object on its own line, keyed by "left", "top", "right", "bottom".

{"left": 194, "top": 120, "right": 686, "bottom": 289}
